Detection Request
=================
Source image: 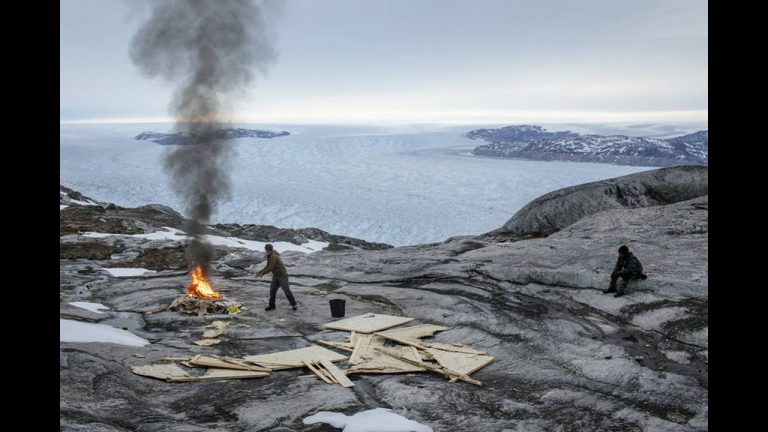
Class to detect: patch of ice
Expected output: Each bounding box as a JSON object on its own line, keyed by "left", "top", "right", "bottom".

{"left": 69, "top": 302, "right": 110, "bottom": 314}
{"left": 303, "top": 408, "right": 433, "bottom": 432}
{"left": 104, "top": 268, "right": 156, "bottom": 277}
{"left": 60, "top": 319, "right": 149, "bottom": 346}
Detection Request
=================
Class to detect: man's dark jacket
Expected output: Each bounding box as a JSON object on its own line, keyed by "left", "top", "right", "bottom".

{"left": 613, "top": 252, "right": 643, "bottom": 277}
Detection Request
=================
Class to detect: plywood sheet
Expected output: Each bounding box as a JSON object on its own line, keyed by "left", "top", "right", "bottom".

{"left": 348, "top": 334, "right": 386, "bottom": 365}
{"left": 131, "top": 364, "right": 190, "bottom": 381}
{"left": 426, "top": 342, "right": 486, "bottom": 355}
{"left": 348, "top": 345, "right": 425, "bottom": 374}
{"left": 243, "top": 344, "right": 347, "bottom": 370}
{"left": 189, "top": 355, "right": 270, "bottom": 372}
{"left": 322, "top": 313, "right": 414, "bottom": 334}
{"left": 169, "top": 368, "right": 269, "bottom": 382}
{"left": 379, "top": 324, "right": 450, "bottom": 340}
{"left": 425, "top": 347, "right": 494, "bottom": 376}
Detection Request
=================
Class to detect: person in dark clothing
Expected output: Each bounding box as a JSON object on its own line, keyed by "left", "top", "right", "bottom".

{"left": 604, "top": 245, "right": 647, "bottom": 297}
{"left": 256, "top": 244, "right": 297, "bottom": 311}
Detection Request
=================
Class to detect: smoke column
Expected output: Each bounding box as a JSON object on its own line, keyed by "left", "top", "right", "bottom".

{"left": 130, "top": 0, "right": 278, "bottom": 271}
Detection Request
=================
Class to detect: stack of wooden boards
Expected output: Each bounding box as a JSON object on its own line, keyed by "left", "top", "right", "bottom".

{"left": 130, "top": 313, "right": 494, "bottom": 387}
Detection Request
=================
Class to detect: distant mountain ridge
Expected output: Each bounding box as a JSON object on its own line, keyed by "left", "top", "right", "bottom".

{"left": 468, "top": 125, "right": 707, "bottom": 166}
{"left": 135, "top": 128, "right": 290, "bottom": 145}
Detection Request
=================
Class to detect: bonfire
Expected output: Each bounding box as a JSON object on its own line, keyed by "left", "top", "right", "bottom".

{"left": 168, "top": 266, "right": 241, "bottom": 316}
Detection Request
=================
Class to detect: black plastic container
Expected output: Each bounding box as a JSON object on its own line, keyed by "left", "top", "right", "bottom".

{"left": 329, "top": 299, "right": 346, "bottom": 317}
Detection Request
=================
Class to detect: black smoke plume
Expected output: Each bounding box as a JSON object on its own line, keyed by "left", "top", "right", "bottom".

{"left": 130, "top": 0, "right": 278, "bottom": 271}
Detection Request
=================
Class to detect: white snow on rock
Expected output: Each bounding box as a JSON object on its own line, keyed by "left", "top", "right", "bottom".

{"left": 83, "top": 227, "right": 329, "bottom": 254}
{"left": 630, "top": 307, "right": 690, "bottom": 332}
{"left": 303, "top": 408, "right": 433, "bottom": 432}
{"left": 60, "top": 319, "right": 149, "bottom": 346}
{"left": 103, "top": 268, "right": 156, "bottom": 277}
{"left": 60, "top": 205, "right": 69, "bottom": 210}
{"left": 69, "top": 302, "right": 111, "bottom": 314}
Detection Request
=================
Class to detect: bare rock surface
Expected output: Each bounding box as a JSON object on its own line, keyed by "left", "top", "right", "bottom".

{"left": 60, "top": 167, "right": 707, "bottom": 431}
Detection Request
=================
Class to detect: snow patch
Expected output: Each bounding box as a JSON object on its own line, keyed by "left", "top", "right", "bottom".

{"left": 630, "top": 307, "right": 690, "bottom": 331}
{"left": 664, "top": 350, "right": 691, "bottom": 364}
{"left": 84, "top": 227, "right": 329, "bottom": 254}
{"left": 60, "top": 205, "right": 69, "bottom": 210}
{"left": 60, "top": 319, "right": 149, "bottom": 346}
{"left": 303, "top": 408, "right": 433, "bottom": 432}
{"left": 104, "top": 268, "right": 156, "bottom": 277}
{"left": 69, "top": 302, "right": 111, "bottom": 314}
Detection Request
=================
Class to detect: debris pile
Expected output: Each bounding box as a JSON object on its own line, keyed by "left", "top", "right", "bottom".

{"left": 168, "top": 296, "right": 242, "bottom": 316}
{"left": 130, "top": 313, "right": 493, "bottom": 387}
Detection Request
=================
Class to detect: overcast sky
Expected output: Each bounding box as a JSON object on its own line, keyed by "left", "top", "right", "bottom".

{"left": 60, "top": 0, "right": 707, "bottom": 124}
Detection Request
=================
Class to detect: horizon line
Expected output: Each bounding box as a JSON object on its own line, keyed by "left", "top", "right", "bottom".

{"left": 60, "top": 109, "right": 708, "bottom": 126}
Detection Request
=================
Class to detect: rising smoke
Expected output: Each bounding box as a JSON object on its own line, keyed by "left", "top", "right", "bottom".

{"left": 130, "top": 0, "right": 279, "bottom": 270}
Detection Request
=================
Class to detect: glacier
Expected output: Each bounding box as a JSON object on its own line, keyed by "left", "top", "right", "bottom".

{"left": 60, "top": 123, "right": 661, "bottom": 246}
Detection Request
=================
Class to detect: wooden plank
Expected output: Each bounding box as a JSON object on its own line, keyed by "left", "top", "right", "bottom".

{"left": 379, "top": 324, "right": 451, "bottom": 340}
{"left": 426, "top": 342, "right": 486, "bottom": 355}
{"left": 317, "top": 340, "right": 355, "bottom": 352}
{"left": 161, "top": 357, "right": 192, "bottom": 361}
{"left": 168, "top": 369, "right": 269, "bottom": 382}
{"left": 322, "top": 313, "right": 414, "bottom": 334}
{"left": 303, "top": 360, "right": 333, "bottom": 384}
{"left": 348, "top": 346, "right": 426, "bottom": 374}
{"left": 220, "top": 356, "right": 272, "bottom": 371}
{"left": 243, "top": 345, "right": 348, "bottom": 369}
{"left": 131, "top": 364, "right": 190, "bottom": 381}
{"left": 189, "top": 355, "right": 270, "bottom": 372}
{"left": 373, "top": 347, "right": 483, "bottom": 387}
{"left": 349, "top": 333, "right": 382, "bottom": 365}
{"left": 374, "top": 332, "right": 429, "bottom": 350}
{"left": 425, "top": 348, "right": 494, "bottom": 376}
{"left": 314, "top": 362, "right": 340, "bottom": 384}
{"left": 320, "top": 359, "right": 355, "bottom": 388}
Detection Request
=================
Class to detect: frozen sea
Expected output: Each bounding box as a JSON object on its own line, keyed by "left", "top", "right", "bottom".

{"left": 60, "top": 122, "right": 693, "bottom": 246}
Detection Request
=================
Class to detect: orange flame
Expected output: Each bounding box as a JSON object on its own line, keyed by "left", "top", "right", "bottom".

{"left": 187, "top": 266, "right": 222, "bottom": 300}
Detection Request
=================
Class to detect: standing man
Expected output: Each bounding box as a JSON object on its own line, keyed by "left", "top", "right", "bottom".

{"left": 604, "top": 245, "right": 647, "bottom": 297}
{"left": 256, "top": 244, "right": 298, "bottom": 311}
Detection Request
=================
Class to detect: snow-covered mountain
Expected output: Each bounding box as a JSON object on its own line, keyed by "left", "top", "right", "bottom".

{"left": 135, "top": 128, "right": 290, "bottom": 145}
{"left": 468, "top": 125, "right": 708, "bottom": 166}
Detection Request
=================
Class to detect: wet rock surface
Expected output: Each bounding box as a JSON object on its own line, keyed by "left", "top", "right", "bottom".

{"left": 60, "top": 168, "right": 708, "bottom": 431}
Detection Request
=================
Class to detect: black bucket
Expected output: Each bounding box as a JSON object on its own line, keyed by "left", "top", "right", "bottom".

{"left": 329, "top": 299, "right": 346, "bottom": 318}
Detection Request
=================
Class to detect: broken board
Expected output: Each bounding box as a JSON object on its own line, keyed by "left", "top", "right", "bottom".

{"left": 322, "top": 313, "right": 414, "bottom": 334}
{"left": 379, "top": 324, "right": 450, "bottom": 340}
{"left": 243, "top": 344, "right": 347, "bottom": 370}
{"left": 348, "top": 345, "right": 426, "bottom": 374}
{"left": 320, "top": 360, "right": 355, "bottom": 387}
{"left": 168, "top": 368, "right": 269, "bottom": 382}
{"left": 189, "top": 355, "right": 270, "bottom": 372}
{"left": 425, "top": 347, "right": 494, "bottom": 376}
{"left": 131, "top": 364, "right": 190, "bottom": 381}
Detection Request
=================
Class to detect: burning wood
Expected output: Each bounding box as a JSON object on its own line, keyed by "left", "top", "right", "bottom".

{"left": 168, "top": 266, "right": 242, "bottom": 316}
{"left": 188, "top": 266, "right": 221, "bottom": 299}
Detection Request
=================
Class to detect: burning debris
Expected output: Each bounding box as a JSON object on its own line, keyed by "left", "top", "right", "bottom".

{"left": 168, "top": 266, "right": 242, "bottom": 316}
